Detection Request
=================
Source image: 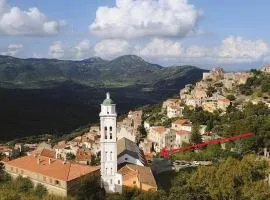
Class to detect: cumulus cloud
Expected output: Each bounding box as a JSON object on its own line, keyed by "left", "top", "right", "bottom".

{"left": 137, "top": 36, "right": 270, "bottom": 64}
{"left": 90, "top": 0, "right": 200, "bottom": 39}
{"left": 138, "top": 38, "right": 184, "bottom": 57}
{"left": 94, "top": 39, "right": 130, "bottom": 57}
{"left": 48, "top": 40, "right": 91, "bottom": 60}
{"left": 216, "top": 36, "right": 270, "bottom": 63}
{"left": 0, "top": 0, "right": 65, "bottom": 36}
{"left": 1, "top": 44, "right": 24, "bottom": 56}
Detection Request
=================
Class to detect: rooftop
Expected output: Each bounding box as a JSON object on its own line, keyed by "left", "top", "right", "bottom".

{"left": 176, "top": 130, "right": 191, "bottom": 136}
{"left": 118, "top": 164, "right": 157, "bottom": 189}
{"left": 6, "top": 155, "right": 99, "bottom": 181}
{"left": 151, "top": 126, "right": 168, "bottom": 134}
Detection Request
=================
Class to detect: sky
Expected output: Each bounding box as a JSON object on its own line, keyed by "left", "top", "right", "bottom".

{"left": 0, "top": 0, "right": 270, "bottom": 70}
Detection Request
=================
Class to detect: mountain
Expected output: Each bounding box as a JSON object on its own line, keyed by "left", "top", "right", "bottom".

{"left": 0, "top": 55, "right": 207, "bottom": 140}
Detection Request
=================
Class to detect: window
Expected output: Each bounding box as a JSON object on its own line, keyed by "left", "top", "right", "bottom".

{"left": 105, "top": 151, "right": 108, "bottom": 161}
{"left": 55, "top": 180, "right": 60, "bottom": 185}
{"left": 118, "top": 180, "right": 120, "bottom": 184}
{"left": 125, "top": 157, "right": 128, "bottom": 161}
{"left": 49, "top": 179, "right": 52, "bottom": 184}
{"left": 111, "top": 168, "right": 113, "bottom": 175}
{"left": 106, "top": 168, "right": 108, "bottom": 175}
{"left": 10, "top": 167, "right": 13, "bottom": 171}
{"left": 110, "top": 133, "right": 112, "bottom": 139}
{"left": 110, "top": 152, "right": 112, "bottom": 160}
{"left": 105, "top": 126, "right": 108, "bottom": 139}
{"left": 133, "top": 181, "right": 136, "bottom": 184}
{"left": 110, "top": 126, "right": 112, "bottom": 131}
{"left": 20, "top": 170, "right": 24, "bottom": 174}
{"left": 110, "top": 179, "right": 113, "bottom": 184}
{"left": 43, "top": 176, "right": 46, "bottom": 182}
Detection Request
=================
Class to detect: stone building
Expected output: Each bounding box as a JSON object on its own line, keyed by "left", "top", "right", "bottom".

{"left": 5, "top": 155, "right": 99, "bottom": 197}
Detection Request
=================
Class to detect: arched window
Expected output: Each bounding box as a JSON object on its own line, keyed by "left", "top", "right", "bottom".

{"left": 111, "top": 168, "right": 113, "bottom": 175}
{"left": 105, "top": 151, "right": 107, "bottom": 161}
{"left": 110, "top": 133, "right": 112, "bottom": 139}
{"left": 110, "top": 151, "right": 112, "bottom": 160}
{"left": 104, "top": 126, "right": 107, "bottom": 139}
{"left": 109, "top": 126, "right": 112, "bottom": 139}
{"left": 110, "top": 126, "right": 112, "bottom": 131}
{"left": 106, "top": 168, "right": 108, "bottom": 175}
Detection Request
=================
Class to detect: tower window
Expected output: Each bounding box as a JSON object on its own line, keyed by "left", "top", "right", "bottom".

{"left": 110, "top": 133, "right": 112, "bottom": 139}
{"left": 106, "top": 168, "right": 108, "bottom": 175}
{"left": 105, "top": 151, "right": 108, "bottom": 161}
{"left": 111, "top": 168, "right": 113, "bottom": 175}
{"left": 104, "top": 126, "right": 107, "bottom": 139}
{"left": 110, "top": 151, "right": 112, "bottom": 160}
{"left": 110, "top": 179, "right": 113, "bottom": 184}
{"left": 118, "top": 180, "right": 120, "bottom": 184}
{"left": 110, "top": 126, "right": 112, "bottom": 131}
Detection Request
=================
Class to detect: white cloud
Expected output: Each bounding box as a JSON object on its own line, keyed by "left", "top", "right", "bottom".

{"left": 94, "top": 39, "right": 130, "bottom": 57}
{"left": 216, "top": 36, "right": 270, "bottom": 63}
{"left": 138, "top": 38, "right": 184, "bottom": 57}
{"left": 0, "top": 0, "right": 65, "bottom": 36}
{"left": 1, "top": 44, "right": 23, "bottom": 56}
{"left": 48, "top": 40, "right": 92, "bottom": 60}
{"left": 90, "top": 0, "right": 200, "bottom": 39}
{"left": 74, "top": 39, "right": 91, "bottom": 59}
{"left": 136, "top": 36, "right": 270, "bottom": 64}
{"left": 48, "top": 42, "right": 65, "bottom": 59}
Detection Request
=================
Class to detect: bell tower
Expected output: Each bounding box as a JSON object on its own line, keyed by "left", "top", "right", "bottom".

{"left": 100, "top": 92, "right": 122, "bottom": 193}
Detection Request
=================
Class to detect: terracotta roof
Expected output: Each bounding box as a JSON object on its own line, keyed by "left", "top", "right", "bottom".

{"left": 75, "top": 150, "right": 91, "bottom": 162}
{"left": 173, "top": 119, "right": 190, "bottom": 125}
{"left": 176, "top": 130, "right": 191, "bottom": 136}
{"left": 151, "top": 126, "right": 168, "bottom": 134}
{"left": 6, "top": 155, "right": 99, "bottom": 181}
{"left": 118, "top": 164, "right": 157, "bottom": 189}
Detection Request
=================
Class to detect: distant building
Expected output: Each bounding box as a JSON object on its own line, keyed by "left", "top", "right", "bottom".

{"left": 167, "top": 105, "right": 184, "bottom": 118}
{"left": 260, "top": 65, "right": 270, "bottom": 73}
{"left": 5, "top": 155, "right": 99, "bottom": 197}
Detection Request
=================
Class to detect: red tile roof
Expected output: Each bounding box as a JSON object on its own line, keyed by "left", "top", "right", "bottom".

{"left": 176, "top": 130, "right": 191, "bottom": 136}
{"left": 6, "top": 155, "right": 99, "bottom": 181}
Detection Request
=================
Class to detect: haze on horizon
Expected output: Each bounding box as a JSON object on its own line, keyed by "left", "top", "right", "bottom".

{"left": 0, "top": 0, "right": 269, "bottom": 71}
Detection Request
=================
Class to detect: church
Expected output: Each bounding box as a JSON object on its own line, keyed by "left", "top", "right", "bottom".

{"left": 99, "top": 93, "right": 157, "bottom": 194}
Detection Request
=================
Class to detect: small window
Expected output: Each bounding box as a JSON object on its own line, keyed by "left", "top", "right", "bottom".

{"left": 111, "top": 168, "right": 113, "bottom": 175}
{"left": 50, "top": 179, "right": 52, "bottom": 184}
{"left": 110, "top": 179, "right": 113, "bottom": 184}
{"left": 110, "top": 152, "right": 112, "bottom": 160}
{"left": 21, "top": 170, "right": 24, "bottom": 174}
{"left": 106, "top": 168, "right": 108, "bottom": 175}
{"left": 110, "top": 126, "right": 112, "bottom": 131}
{"left": 55, "top": 180, "right": 60, "bottom": 185}
{"left": 110, "top": 133, "right": 112, "bottom": 139}
{"left": 118, "top": 180, "right": 120, "bottom": 184}
{"left": 133, "top": 181, "right": 136, "bottom": 184}
{"left": 16, "top": 168, "right": 18, "bottom": 173}
{"left": 43, "top": 176, "right": 46, "bottom": 182}
{"left": 10, "top": 167, "right": 13, "bottom": 171}
{"left": 125, "top": 157, "right": 128, "bottom": 161}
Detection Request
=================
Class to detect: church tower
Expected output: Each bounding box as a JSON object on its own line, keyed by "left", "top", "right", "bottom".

{"left": 100, "top": 92, "right": 122, "bottom": 193}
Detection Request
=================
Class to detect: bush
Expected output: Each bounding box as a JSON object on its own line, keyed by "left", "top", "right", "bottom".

{"left": 13, "top": 176, "right": 33, "bottom": 192}
{"left": 35, "top": 183, "right": 48, "bottom": 198}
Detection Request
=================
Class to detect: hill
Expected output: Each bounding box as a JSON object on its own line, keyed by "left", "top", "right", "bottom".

{"left": 0, "top": 55, "right": 207, "bottom": 140}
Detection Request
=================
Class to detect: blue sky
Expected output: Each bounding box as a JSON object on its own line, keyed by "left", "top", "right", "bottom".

{"left": 0, "top": 0, "right": 270, "bottom": 70}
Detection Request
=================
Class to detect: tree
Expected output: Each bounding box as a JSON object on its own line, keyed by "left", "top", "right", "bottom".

{"left": 34, "top": 183, "right": 48, "bottom": 198}
{"left": 226, "top": 94, "right": 236, "bottom": 101}
{"left": 190, "top": 124, "right": 202, "bottom": 144}
{"left": 66, "top": 153, "right": 76, "bottom": 160}
{"left": 13, "top": 176, "right": 33, "bottom": 193}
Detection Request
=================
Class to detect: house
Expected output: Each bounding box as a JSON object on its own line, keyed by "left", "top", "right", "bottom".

{"left": 148, "top": 126, "right": 175, "bottom": 152}
{"left": 118, "top": 164, "right": 157, "bottom": 192}
{"left": 117, "top": 138, "right": 146, "bottom": 166}
{"left": 162, "top": 99, "right": 181, "bottom": 109}
{"left": 217, "top": 97, "right": 231, "bottom": 111}
{"left": 167, "top": 105, "right": 184, "bottom": 118}
{"left": 171, "top": 119, "right": 192, "bottom": 132}
{"left": 75, "top": 149, "right": 92, "bottom": 165}
{"left": 175, "top": 130, "right": 192, "bottom": 147}
{"left": 260, "top": 65, "right": 270, "bottom": 73}
{"left": 117, "top": 110, "right": 143, "bottom": 142}
{"left": 5, "top": 155, "right": 100, "bottom": 197}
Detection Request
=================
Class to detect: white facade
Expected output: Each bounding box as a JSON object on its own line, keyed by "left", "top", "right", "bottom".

{"left": 100, "top": 93, "right": 122, "bottom": 194}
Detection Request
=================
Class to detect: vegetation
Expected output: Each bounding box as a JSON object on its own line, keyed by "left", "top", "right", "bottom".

{"left": 190, "top": 124, "right": 202, "bottom": 144}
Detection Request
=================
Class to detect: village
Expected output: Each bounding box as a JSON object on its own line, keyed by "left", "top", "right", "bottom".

{"left": 1, "top": 66, "right": 270, "bottom": 198}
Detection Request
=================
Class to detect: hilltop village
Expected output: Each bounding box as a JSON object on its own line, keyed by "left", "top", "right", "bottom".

{"left": 0, "top": 66, "right": 270, "bottom": 199}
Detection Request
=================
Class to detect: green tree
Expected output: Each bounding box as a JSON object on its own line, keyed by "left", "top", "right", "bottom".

{"left": 34, "top": 183, "right": 48, "bottom": 198}
{"left": 190, "top": 124, "right": 202, "bottom": 144}
{"left": 66, "top": 153, "right": 76, "bottom": 160}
